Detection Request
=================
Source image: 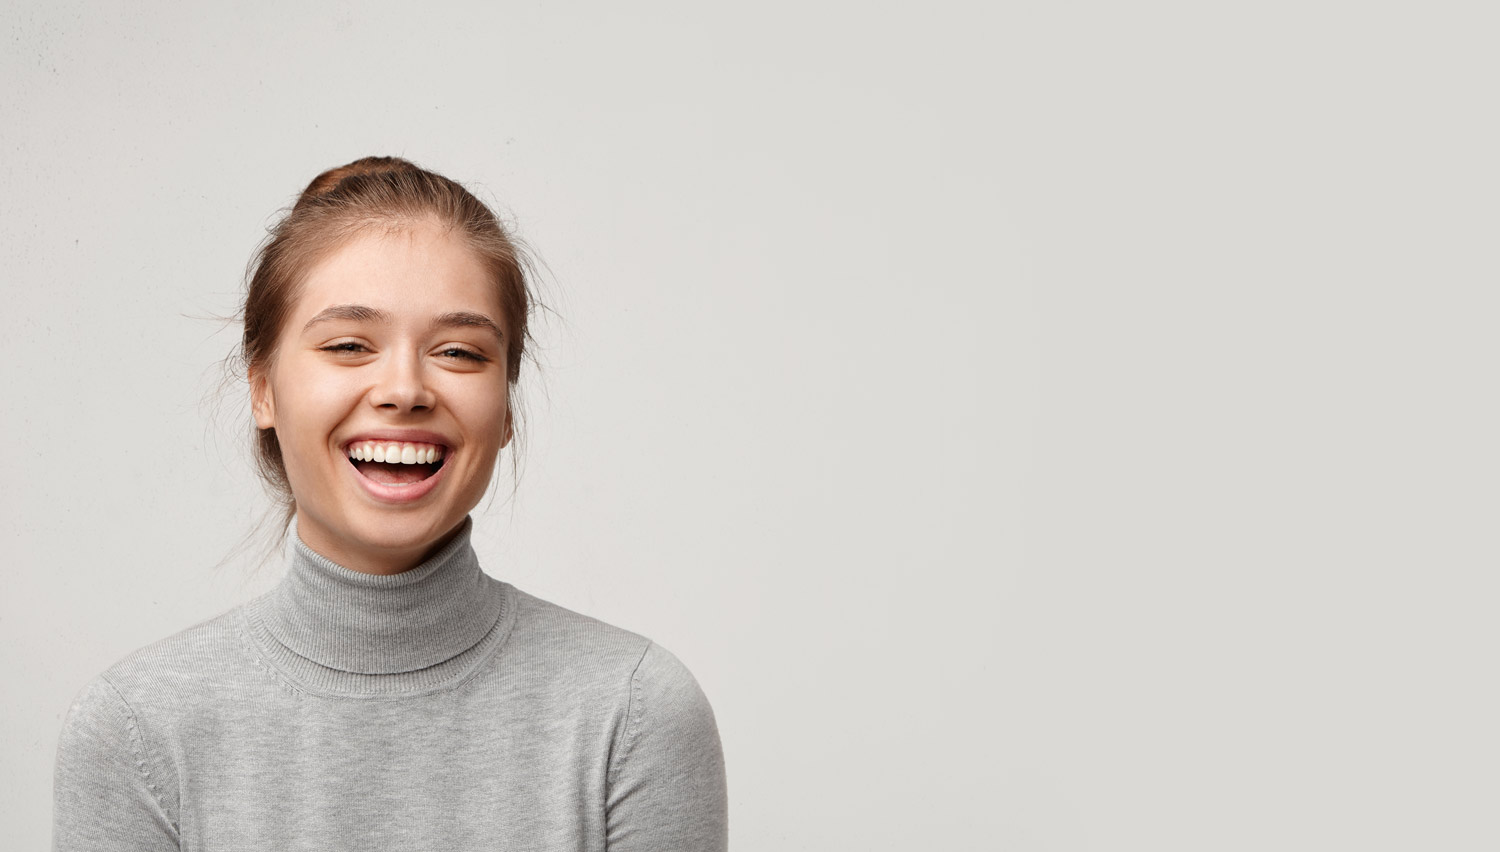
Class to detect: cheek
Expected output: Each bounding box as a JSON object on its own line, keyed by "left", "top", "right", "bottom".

{"left": 453, "top": 383, "right": 512, "bottom": 449}
{"left": 268, "top": 369, "right": 357, "bottom": 454}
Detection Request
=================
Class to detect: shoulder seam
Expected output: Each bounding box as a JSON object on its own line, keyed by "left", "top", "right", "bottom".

{"left": 607, "top": 641, "right": 654, "bottom": 788}
{"left": 99, "top": 675, "right": 181, "bottom": 839}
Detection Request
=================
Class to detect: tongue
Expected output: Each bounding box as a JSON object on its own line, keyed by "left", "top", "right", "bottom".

{"left": 354, "top": 460, "right": 434, "bottom": 485}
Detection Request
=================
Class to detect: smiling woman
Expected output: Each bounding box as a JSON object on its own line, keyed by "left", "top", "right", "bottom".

{"left": 251, "top": 221, "right": 514, "bottom": 574}
{"left": 52, "top": 158, "right": 728, "bottom": 851}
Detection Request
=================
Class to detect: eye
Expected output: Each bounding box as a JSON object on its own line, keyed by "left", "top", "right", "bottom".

{"left": 319, "top": 342, "right": 369, "bottom": 354}
{"left": 439, "top": 347, "right": 489, "bottom": 362}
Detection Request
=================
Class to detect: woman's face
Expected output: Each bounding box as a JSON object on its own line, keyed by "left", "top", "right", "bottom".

{"left": 250, "top": 219, "right": 512, "bottom": 575}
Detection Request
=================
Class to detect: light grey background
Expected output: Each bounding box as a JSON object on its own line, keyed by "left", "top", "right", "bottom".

{"left": 3, "top": 2, "right": 1495, "bottom": 849}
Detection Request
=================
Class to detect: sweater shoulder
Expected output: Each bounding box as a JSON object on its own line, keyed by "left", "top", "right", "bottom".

{"left": 93, "top": 603, "right": 254, "bottom": 705}
{"left": 503, "top": 586, "right": 711, "bottom": 698}
{"left": 506, "top": 586, "right": 654, "bottom": 667}
{"left": 55, "top": 607, "right": 249, "bottom": 831}
{"left": 499, "top": 587, "right": 714, "bottom": 726}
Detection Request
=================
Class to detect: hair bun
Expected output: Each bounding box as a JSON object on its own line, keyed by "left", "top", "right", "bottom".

{"left": 298, "top": 156, "right": 421, "bottom": 203}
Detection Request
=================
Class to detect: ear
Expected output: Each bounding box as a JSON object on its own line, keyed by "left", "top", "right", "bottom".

{"left": 500, "top": 408, "right": 514, "bottom": 448}
{"left": 249, "top": 367, "right": 276, "bottom": 430}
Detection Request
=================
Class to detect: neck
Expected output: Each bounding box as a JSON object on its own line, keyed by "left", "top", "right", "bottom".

{"left": 257, "top": 514, "right": 507, "bottom": 678}
{"left": 293, "top": 516, "right": 470, "bottom": 576}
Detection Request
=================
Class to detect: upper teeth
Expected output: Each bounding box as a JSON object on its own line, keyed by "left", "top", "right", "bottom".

{"left": 347, "top": 441, "right": 445, "bottom": 464}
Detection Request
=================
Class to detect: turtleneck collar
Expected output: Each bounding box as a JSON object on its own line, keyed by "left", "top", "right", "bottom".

{"left": 243, "top": 515, "right": 514, "bottom": 696}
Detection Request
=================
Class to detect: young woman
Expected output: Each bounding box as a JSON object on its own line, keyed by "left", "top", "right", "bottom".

{"left": 52, "top": 157, "right": 728, "bottom": 851}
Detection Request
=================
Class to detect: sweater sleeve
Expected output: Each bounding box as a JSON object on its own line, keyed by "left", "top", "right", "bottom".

{"left": 606, "top": 643, "right": 728, "bottom": 851}
{"left": 53, "top": 676, "right": 180, "bottom": 851}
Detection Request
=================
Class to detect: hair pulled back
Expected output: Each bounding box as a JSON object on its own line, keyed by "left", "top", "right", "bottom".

{"left": 238, "top": 156, "right": 535, "bottom": 526}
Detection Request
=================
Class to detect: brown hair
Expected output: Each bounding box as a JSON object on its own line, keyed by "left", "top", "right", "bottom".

{"left": 237, "top": 156, "right": 538, "bottom": 535}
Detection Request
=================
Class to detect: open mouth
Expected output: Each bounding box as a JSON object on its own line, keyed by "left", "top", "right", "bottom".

{"left": 345, "top": 441, "right": 448, "bottom": 487}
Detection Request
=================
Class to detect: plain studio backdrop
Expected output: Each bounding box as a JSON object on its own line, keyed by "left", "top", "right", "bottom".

{"left": 2, "top": 2, "right": 1495, "bottom": 849}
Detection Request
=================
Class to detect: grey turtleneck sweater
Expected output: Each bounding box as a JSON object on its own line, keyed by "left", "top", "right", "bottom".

{"left": 52, "top": 517, "right": 728, "bottom": 851}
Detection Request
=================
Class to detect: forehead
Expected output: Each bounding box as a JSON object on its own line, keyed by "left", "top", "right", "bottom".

{"left": 292, "top": 221, "right": 504, "bottom": 327}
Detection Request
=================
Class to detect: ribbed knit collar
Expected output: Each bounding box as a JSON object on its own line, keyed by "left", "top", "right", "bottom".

{"left": 245, "top": 515, "right": 511, "bottom": 694}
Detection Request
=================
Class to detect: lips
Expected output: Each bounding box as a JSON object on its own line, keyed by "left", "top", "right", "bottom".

{"left": 340, "top": 432, "right": 455, "bottom": 503}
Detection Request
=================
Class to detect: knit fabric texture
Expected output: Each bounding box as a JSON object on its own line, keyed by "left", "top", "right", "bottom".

{"left": 52, "top": 516, "right": 728, "bottom": 851}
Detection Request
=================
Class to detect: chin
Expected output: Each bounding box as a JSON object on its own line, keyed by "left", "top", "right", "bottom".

{"left": 342, "top": 508, "right": 464, "bottom": 556}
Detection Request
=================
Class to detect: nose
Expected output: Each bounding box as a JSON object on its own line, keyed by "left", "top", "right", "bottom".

{"left": 370, "top": 350, "right": 437, "bottom": 413}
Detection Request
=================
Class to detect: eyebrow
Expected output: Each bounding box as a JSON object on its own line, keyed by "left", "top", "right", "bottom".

{"left": 302, "top": 303, "right": 504, "bottom": 341}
